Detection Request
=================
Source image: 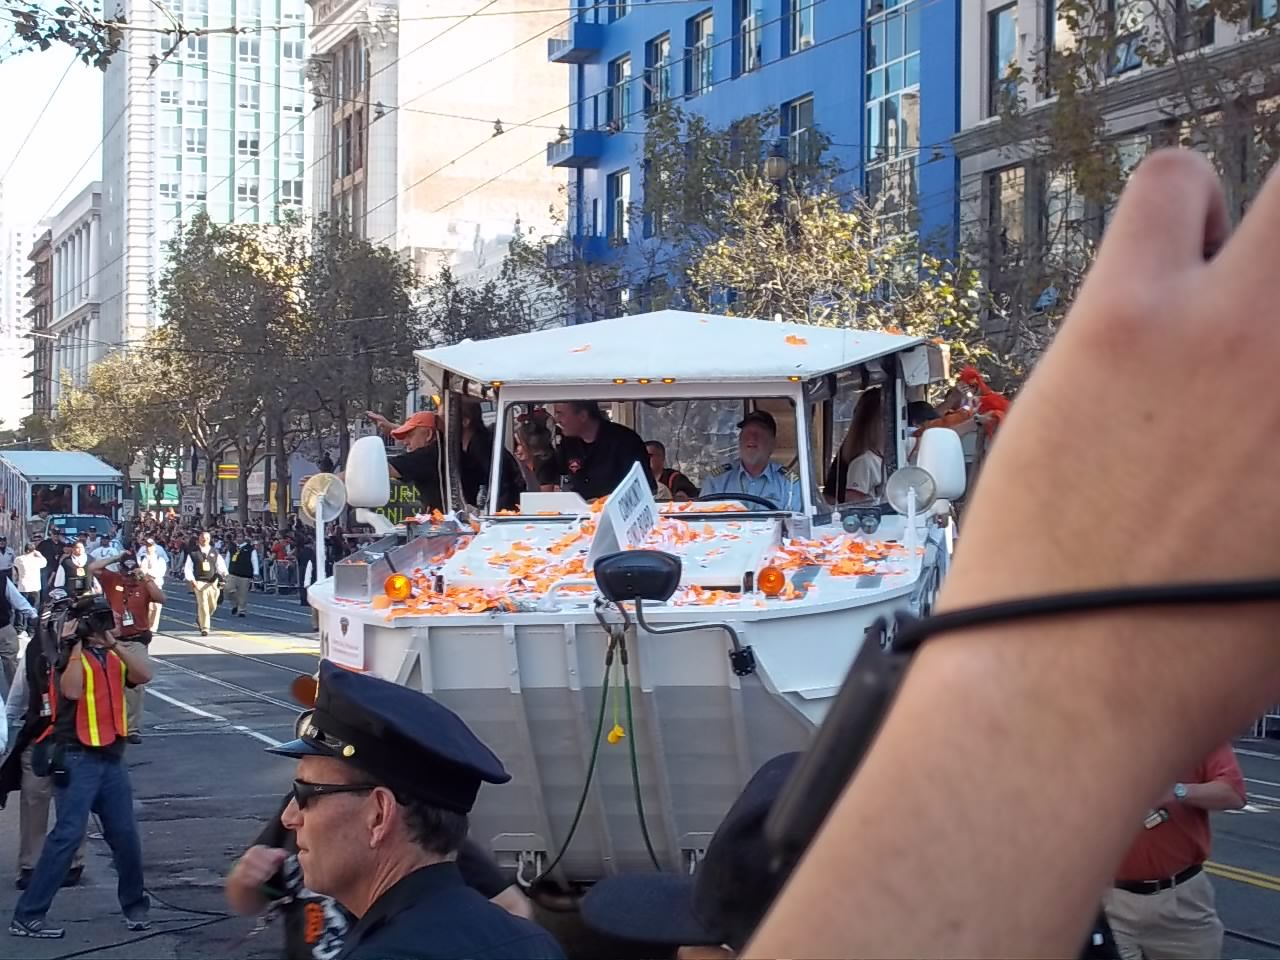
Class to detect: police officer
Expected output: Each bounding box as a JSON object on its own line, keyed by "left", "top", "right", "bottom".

{"left": 262, "top": 661, "right": 564, "bottom": 959}
{"left": 701, "top": 411, "right": 803, "bottom": 511}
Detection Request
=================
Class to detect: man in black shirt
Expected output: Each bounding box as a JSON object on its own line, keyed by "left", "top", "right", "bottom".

{"left": 552, "top": 402, "right": 655, "bottom": 501}
{"left": 366, "top": 411, "right": 446, "bottom": 513}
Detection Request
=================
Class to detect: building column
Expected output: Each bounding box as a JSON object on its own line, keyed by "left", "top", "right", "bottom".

{"left": 53, "top": 246, "right": 61, "bottom": 316}
{"left": 87, "top": 218, "right": 100, "bottom": 301}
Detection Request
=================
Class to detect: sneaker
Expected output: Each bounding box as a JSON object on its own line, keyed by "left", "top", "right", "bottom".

{"left": 200, "top": 629, "right": 209, "bottom": 636}
{"left": 61, "top": 866, "right": 83, "bottom": 888}
{"left": 231, "top": 607, "right": 239, "bottom": 615}
{"left": 123, "top": 912, "right": 151, "bottom": 932}
{"left": 127, "top": 733, "right": 142, "bottom": 744}
{"left": 13, "top": 870, "right": 30, "bottom": 891}
{"left": 9, "top": 918, "right": 64, "bottom": 939}
{"left": 238, "top": 612, "right": 246, "bottom": 618}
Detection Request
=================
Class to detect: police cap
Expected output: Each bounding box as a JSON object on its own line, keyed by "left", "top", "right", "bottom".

{"left": 267, "top": 660, "right": 510, "bottom": 813}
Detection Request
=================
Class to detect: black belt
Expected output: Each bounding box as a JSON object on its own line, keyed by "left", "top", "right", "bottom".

{"left": 1115, "top": 863, "right": 1202, "bottom": 895}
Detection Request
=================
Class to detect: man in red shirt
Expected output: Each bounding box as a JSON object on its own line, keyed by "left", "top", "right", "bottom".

{"left": 1104, "top": 744, "right": 1246, "bottom": 960}
{"left": 96, "top": 553, "right": 164, "bottom": 744}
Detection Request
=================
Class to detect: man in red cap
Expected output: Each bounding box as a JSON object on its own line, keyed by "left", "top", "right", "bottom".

{"left": 365, "top": 411, "right": 445, "bottom": 513}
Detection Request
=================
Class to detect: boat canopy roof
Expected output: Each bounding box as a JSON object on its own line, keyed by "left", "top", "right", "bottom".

{"left": 416, "top": 310, "right": 923, "bottom": 388}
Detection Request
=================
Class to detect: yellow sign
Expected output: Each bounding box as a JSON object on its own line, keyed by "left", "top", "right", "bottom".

{"left": 216, "top": 464, "right": 239, "bottom": 480}
{"left": 268, "top": 481, "right": 291, "bottom": 514}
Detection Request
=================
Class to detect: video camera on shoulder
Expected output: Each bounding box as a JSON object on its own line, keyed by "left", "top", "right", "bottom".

{"left": 43, "top": 591, "right": 115, "bottom": 646}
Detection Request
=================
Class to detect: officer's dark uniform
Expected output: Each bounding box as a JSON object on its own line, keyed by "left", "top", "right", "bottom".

{"left": 267, "top": 662, "right": 565, "bottom": 960}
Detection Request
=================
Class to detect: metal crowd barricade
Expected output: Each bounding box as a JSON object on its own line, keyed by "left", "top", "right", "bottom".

{"left": 1248, "top": 705, "right": 1280, "bottom": 740}
{"left": 275, "top": 558, "right": 298, "bottom": 595}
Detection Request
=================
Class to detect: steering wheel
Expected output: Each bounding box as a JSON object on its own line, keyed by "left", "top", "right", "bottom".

{"left": 695, "top": 492, "right": 780, "bottom": 511}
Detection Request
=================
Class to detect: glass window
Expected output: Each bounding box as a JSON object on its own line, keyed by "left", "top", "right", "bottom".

{"left": 236, "top": 179, "right": 260, "bottom": 203}
{"left": 1176, "top": 0, "right": 1214, "bottom": 50}
{"left": 159, "top": 79, "right": 181, "bottom": 104}
{"left": 1110, "top": 0, "right": 1144, "bottom": 75}
{"left": 238, "top": 37, "right": 260, "bottom": 62}
{"left": 160, "top": 126, "right": 182, "bottom": 152}
{"left": 987, "top": 166, "right": 1024, "bottom": 263}
{"left": 688, "top": 13, "right": 713, "bottom": 97}
{"left": 237, "top": 83, "right": 260, "bottom": 109}
{"left": 282, "top": 39, "right": 304, "bottom": 59}
{"left": 789, "top": 0, "right": 814, "bottom": 53}
{"left": 608, "top": 55, "right": 632, "bottom": 127}
{"left": 236, "top": 132, "right": 261, "bottom": 157}
{"left": 32, "top": 484, "right": 72, "bottom": 515}
{"left": 608, "top": 0, "right": 629, "bottom": 22}
{"left": 280, "top": 179, "right": 305, "bottom": 206}
{"left": 988, "top": 4, "right": 1018, "bottom": 116}
{"left": 1256, "top": 0, "right": 1279, "bottom": 26}
{"left": 160, "top": 180, "right": 180, "bottom": 200}
{"left": 734, "top": 0, "right": 763, "bottom": 75}
{"left": 645, "top": 35, "right": 671, "bottom": 112}
{"left": 184, "top": 78, "right": 208, "bottom": 106}
{"left": 183, "top": 173, "right": 208, "bottom": 200}
{"left": 184, "top": 128, "right": 207, "bottom": 153}
{"left": 607, "top": 168, "right": 630, "bottom": 243}
{"left": 786, "top": 95, "right": 815, "bottom": 166}
{"left": 285, "top": 131, "right": 305, "bottom": 158}
{"left": 185, "top": 35, "right": 208, "bottom": 60}
{"left": 283, "top": 99, "right": 305, "bottom": 114}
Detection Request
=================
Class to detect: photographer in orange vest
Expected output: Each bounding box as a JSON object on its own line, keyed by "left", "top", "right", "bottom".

{"left": 9, "top": 595, "right": 154, "bottom": 941}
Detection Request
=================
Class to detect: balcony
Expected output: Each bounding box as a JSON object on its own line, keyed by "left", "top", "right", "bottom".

{"left": 546, "top": 129, "right": 605, "bottom": 168}
{"left": 547, "top": 20, "right": 605, "bottom": 64}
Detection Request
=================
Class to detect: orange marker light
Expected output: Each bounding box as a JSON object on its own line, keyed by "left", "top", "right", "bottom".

{"left": 384, "top": 573, "right": 413, "bottom": 602}
{"left": 757, "top": 565, "right": 787, "bottom": 597}
{"left": 290, "top": 674, "right": 318, "bottom": 708}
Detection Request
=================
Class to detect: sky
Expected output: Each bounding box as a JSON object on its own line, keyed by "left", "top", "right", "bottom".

{"left": 0, "top": 34, "right": 104, "bottom": 228}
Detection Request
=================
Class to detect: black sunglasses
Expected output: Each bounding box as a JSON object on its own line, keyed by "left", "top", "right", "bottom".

{"left": 291, "top": 779, "right": 378, "bottom": 810}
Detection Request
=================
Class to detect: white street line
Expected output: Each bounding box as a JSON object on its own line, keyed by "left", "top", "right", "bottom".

{"left": 146, "top": 688, "right": 283, "bottom": 747}
{"left": 1235, "top": 748, "right": 1280, "bottom": 762}
{"left": 1245, "top": 777, "right": 1280, "bottom": 789}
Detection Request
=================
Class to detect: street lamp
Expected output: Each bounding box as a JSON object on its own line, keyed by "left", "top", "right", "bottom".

{"left": 764, "top": 143, "right": 790, "bottom": 183}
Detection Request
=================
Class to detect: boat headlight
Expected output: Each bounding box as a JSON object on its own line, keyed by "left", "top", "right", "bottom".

{"left": 860, "top": 513, "right": 881, "bottom": 535}
{"left": 384, "top": 573, "right": 413, "bottom": 602}
{"left": 757, "top": 565, "right": 787, "bottom": 597}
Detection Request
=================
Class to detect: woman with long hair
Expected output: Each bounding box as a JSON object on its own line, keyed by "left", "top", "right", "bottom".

{"left": 838, "top": 388, "right": 885, "bottom": 504}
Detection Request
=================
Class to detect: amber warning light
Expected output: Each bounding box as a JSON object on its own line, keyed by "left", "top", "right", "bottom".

{"left": 757, "top": 566, "right": 787, "bottom": 597}
{"left": 384, "top": 573, "right": 413, "bottom": 602}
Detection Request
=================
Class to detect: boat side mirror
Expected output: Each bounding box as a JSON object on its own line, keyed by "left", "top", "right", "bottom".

{"left": 593, "top": 550, "right": 682, "bottom": 603}
{"left": 914, "top": 427, "right": 966, "bottom": 501}
{"left": 345, "top": 435, "right": 392, "bottom": 508}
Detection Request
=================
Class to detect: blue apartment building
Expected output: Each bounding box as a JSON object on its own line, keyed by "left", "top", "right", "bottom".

{"left": 546, "top": 0, "right": 962, "bottom": 304}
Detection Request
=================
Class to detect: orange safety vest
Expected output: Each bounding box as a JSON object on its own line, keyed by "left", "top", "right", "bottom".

{"left": 73, "top": 650, "right": 128, "bottom": 748}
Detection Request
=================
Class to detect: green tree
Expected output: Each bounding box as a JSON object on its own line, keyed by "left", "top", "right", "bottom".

{"left": 973, "top": 0, "right": 1280, "bottom": 374}
{"left": 301, "top": 216, "right": 424, "bottom": 462}
{"left": 156, "top": 213, "right": 302, "bottom": 522}
{"left": 687, "top": 176, "right": 985, "bottom": 349}
{"left": 4, "top": 3, "right": 125, "bottom": 68}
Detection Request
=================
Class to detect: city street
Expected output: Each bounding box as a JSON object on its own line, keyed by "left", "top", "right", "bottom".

{"left": 1, "top": 586, "right": 1280, "bottom": 958}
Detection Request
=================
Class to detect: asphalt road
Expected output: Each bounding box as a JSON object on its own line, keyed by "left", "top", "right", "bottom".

{"left": 2, "top": 584, "right": 1280, "bottom": 958}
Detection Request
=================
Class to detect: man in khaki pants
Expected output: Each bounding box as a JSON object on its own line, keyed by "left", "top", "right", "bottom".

{"left": 183, "top": 531, "right": 226, "bottom": 637}
{"left": 96, "top": 553, "right": 163, "bottom": 743}
{"left": 1104, "top": 744, "right": 1246, "bottom": 959}
{"left": 224, "top": 537, "right": 258, "bottom": 618}
{"left": 3, "top": 635, "right": 89, "bottom": 889}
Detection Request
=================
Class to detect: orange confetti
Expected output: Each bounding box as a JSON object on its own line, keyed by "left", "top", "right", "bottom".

{"left": 370, "top": 594, "right": 392, "bottom": 609}
{"left": 571, "top": 344, "right": 591, "bottom": 353}
{"left": 784, "top": 334, "right": 808, "bottom": 346}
